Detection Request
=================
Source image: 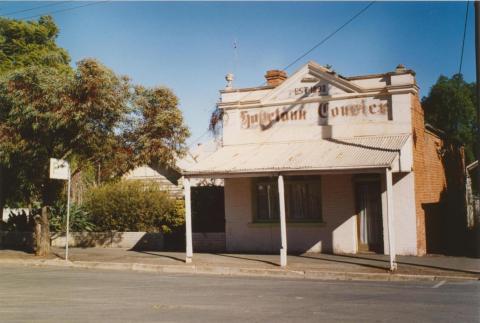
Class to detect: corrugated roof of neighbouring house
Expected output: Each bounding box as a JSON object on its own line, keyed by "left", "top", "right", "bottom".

{"left": 182, "top": 134, "right": 410, "bottom": 176}
{"left": 176, "top": 139, "right": 222, "bottom": 171}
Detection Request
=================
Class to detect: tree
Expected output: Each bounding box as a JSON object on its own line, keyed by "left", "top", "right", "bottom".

{"left": 129, "top": 86, "right": 190, "bottom": 166}
{"left": 80, "top": 85, "right": 191, "bottom": 183}
{"left": 0, "top": 58, "right": 190, "bottom": 254}
{"left": 0, "top": 15, "right": 72, "bottom": 215}
{"left": 0, "top": 16, "right": 190, "bottom": 255}
{"left": 0, "top": 16, "right": 70, "bottom": 73}
{"left": 0, "top": 60, "right": 130, "bottom": 255}
{"left": 422, "top": 74, "right": 477, "bottom": 162}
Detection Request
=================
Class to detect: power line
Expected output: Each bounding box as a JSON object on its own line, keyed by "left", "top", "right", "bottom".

{"left": 188, "top": 129, "right": 210, "bottom": 148}
{"left": 459, "top": 0, "right": 470, "bottom": 75}
{"left": 196, "top": 2, "right": 377, "bottom": 149}
{"left": 219, "top": 1, "right": 378, "bottom": 148}
{"left": 0, "top": 1, "right": 73, "bottom": 17}
{"left": 20, "top": 1, "right": 110, "bottom": 20}
{"left": 282, "top": 1, "right": 376, "bottom": 72}
{"left": 234, "top": 1, "right": 376, "bottom": 105}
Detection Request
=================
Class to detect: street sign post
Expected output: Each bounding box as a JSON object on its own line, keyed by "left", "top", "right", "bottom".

{"left": 49, "top": 158, "right": 71, "bottom": 261}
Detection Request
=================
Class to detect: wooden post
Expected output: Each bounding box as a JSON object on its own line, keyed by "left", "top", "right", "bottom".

{"left": 278, "top": 175, "right": 287, "bottom": 267}
{"left": 184, "top": 177, "right": 193, "bottom": 263}
{"left": 385, "top": 168, "right": 397, "bottom": 271}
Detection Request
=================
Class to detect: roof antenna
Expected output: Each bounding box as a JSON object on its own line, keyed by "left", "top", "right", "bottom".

{"left": 233, "top": 38, "right": 238, "bottom": 75}
{"left": 225, "top": 39, "right": 238, "bottom": 90}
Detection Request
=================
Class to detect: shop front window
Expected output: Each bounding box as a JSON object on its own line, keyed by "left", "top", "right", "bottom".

{"left": 254, "top": 176, "right": 322, "bottom": 222}
{"left": 255, "top": 181, "right": 279, "bottom": 221}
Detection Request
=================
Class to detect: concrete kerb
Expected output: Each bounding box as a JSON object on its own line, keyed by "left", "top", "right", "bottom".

{"left": 0, "top": 258, "right": 478, "bottom": 282}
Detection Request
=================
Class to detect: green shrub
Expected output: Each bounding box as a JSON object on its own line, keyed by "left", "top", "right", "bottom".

{"left": 48, "top": 202, "right": 96, "bottom": 233}
{"left": 84, "top": 180, "right": 184, "bottom": 232}
{"left": 0, "top": 204, "right": 95, "bottom": 233}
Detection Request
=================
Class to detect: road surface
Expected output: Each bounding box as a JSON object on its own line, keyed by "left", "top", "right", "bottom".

{"left": 0, "top": 264, "right": 478, "bottom": 322}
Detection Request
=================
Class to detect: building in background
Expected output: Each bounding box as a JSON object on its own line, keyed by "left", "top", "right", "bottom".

{"left": 123, "top": 165, "right": 183, "bottom": 198}
{"left": 123, "top": 139, "right": 222, "bottom": 197}
{"left": 124, "top": 140, "right": 225, "bottom": 252}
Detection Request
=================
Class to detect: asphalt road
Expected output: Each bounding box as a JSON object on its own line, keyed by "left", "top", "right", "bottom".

{"left": 0, "top": 265, "right": 478, "bottom": 323}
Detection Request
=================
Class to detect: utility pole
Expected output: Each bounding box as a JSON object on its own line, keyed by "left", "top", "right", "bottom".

{"left": 476, "top": 1, "right": 480, "bottom": 192}
{"left": 475, "top": 0, "right": 480, "bottom": 257}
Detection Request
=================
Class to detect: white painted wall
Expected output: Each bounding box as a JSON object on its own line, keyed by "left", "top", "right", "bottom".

{"left": 392, "top": 172, "right": 417, "bottom": 255}
{"left": 220, "top": 62, "right": 417, "bottom": 147}
{"left": 349, "top": 77, "right": 387, "bottom": 88}
{"left": 381, "top": 171, "right": 418, "bottom": 256}
{"left": 224, "top": 172, "right": 417, "bottom": 255}
{"left": 224, "top": 175, "right": 356, "bottom": 254}
{"left": 222, "top": 98, "right": 413, "bottom": 145}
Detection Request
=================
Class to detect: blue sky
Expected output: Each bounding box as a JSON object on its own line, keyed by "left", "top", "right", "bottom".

{"left": 1, "top": 1, "right": 476, "bottom": 145}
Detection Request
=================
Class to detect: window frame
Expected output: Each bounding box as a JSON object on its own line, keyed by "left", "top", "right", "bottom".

{"left": 251, "top": 176, "right": 323, "bottom": 223}
{"left": 252, "top": 178, "right": 279, "bottom": 222}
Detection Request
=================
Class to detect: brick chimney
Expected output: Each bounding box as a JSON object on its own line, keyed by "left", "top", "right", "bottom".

{"left": 265, "top": 70, "right": 287, "bottom": 86}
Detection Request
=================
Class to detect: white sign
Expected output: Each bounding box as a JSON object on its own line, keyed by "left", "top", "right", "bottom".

{"left": 49, "top": 157, "right": 72, "bottom": 261}
{"left": 49, "top": 158, "right": 70, "bottom": 180}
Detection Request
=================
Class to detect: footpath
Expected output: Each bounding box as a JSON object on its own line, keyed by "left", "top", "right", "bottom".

{"left": 0, "top": 247, "right": 479, "bottom": 282}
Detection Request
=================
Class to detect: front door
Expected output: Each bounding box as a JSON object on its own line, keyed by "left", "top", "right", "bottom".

{"left": 356, "top": 180, "right": 383, "bottom": 253}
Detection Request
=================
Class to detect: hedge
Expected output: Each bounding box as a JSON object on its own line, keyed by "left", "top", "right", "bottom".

{"left": 83, "top": 180, "right": 184, "bottom": 233}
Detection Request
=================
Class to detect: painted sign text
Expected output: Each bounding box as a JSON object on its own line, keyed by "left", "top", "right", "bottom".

{"left": 318, "top": 100, "right": 388, "bottom": 119}
{"left": 241, "top": 107, "right": 307, "bottom": 129}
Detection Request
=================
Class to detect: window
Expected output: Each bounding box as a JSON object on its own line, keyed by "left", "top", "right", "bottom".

{"left": 253, "top": 176, "right": 322, "bottom": 222}
{"left": 255, "top": 180, "right": 279, "bottom": 221}
{"left": 285, "top": 177, "right": 322, "bottom": 221}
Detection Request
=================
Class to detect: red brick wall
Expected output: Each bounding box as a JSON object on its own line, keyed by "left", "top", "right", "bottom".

{"left": 411, "top": 94, "right": 447, "bottom": 255}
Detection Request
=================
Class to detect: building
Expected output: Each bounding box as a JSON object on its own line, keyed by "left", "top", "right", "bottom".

{"left": 122, "top": 140, "right": 222, "bottom": 198}
{"left": 123, "top": 141, "right": 226, "bottom": 252}
{"left": 182, "top": 61, "right": 462, "bottom": 268}
{"left": 123, "top": 165, "right": 183, "bottom": 198}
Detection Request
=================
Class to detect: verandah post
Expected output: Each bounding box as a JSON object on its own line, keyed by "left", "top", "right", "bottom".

{"left": 385, "top": 168, "right": 397, "bottom": 271}
{"left": 184, "top": 177, "right": 193, "bottom": 263}
{"left": 278, "top": 175, "right": 287, "bottom": 267}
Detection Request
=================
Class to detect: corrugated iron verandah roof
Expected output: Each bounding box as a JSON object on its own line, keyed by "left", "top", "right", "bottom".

{"left": 183, "top": 134, "right": 410, "bottom": 177}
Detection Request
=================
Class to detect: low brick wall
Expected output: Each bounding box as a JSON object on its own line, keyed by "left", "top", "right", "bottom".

{"left": 0, "top": 231, "right": 225, "bottom": 252}
{"left": 51, "top": 232, "right": 163, "bottom": 250}
{"left": 0, "top": 231, "right": 163, "bottom": 250}
{"left": 193, "top": 232, "right": 226, "bottom": 252}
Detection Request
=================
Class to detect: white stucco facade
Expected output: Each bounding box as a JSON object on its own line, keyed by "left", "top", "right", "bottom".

{"left": 223, "top": 173, "right": 417, "bottom": 256}
{"left": 224, "top": 175, "right": 358, "bottom": 254}
{"left": 184, "top": 61, "right": 421, "bottom": 261}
